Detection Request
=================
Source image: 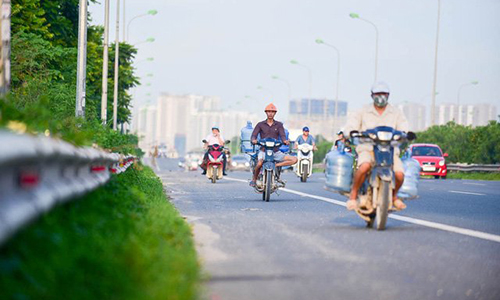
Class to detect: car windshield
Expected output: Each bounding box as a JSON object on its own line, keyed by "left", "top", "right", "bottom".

{"left": 412, "top": 146, "right": 442, "bottom": 157}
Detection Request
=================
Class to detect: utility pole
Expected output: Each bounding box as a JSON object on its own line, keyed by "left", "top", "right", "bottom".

{"left": 122, "top": 0, "right": 126, "bottom": 41}
{"left": 0, "top": 0, "right": 11, "bottom": 96}
{"left": 430, "top": 0, "right": 441, "bottom": 126}
{"left": 75, "top": 0, "right": 88, "bottom": 117}
{"left": 101, "top": 0, "right": 110, "bottom": 125}
{"left": 112, "top": 0, "right": 120, "bottom": 130}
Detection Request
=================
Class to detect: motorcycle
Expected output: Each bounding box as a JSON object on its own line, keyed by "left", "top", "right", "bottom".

{"left": 295, "top": 143, "right": 314, "bottom": 182}
{"left": 348, "top": 126, "right": 416, "bottom": 230}
{"left": 202, "top": 140, "right": 230, "bottom": 183}
{"left": 248, "top": 138, "right": 286, "bottom": 202}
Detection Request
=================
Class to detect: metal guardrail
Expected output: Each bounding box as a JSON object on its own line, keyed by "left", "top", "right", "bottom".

{"left": 0, "top": 130, "right": 135, "bottom": 245}
{"left": 447, "top": 163, "right": 500, "bottom": 172}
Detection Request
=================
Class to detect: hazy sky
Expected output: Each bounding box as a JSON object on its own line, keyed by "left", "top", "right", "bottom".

{"left": 89, "top": 0, "right": 500, "bottom": 118}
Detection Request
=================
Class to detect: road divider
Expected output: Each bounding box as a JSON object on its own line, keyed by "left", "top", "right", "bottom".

{"left": 224, "top": 176, "right": 500, "bottom": 243}
{"left": 0, "top": 130, "right": 135, "bottom": 245}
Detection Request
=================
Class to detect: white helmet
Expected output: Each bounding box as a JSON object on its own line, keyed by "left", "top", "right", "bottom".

{"left": 371, "top": 81, "right": 390, "bottom": 94}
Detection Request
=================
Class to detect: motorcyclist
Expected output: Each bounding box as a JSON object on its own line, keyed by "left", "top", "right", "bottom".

{"left": 344, "top": 81, "right": 409, "bottom": 211}
{"left": 201, "top": 127, "right": 228, "bottom": 176}
{"left": 333, "top": 130, "right": 352, "bottom": 153}
{"left": 294, "top": 126, "right": 318, "bottom": 150}
{"left": 249, "top": 103, "right": 298, "bottom": 187}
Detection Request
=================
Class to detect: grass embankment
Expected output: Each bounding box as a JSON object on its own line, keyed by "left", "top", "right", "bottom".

{"left": 0, "top": 166, "right": 200, "bottom": 300}
{"left": 445, "top": 172, "right": 500, "bottom": 181}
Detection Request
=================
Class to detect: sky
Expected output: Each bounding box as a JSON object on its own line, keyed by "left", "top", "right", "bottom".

{"left": 89, "top": 0, "right": 500, "bottom": 119}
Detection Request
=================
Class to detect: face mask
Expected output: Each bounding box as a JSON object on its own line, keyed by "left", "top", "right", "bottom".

{"left": 372, "top": 94, "right": 388, "bottom": 107}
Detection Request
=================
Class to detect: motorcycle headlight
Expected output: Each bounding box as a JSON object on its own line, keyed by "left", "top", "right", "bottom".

{"left": 265, "top": 141, "right": 275, "bottom": 147}
{"left": 438, "top": 160, "right": 445, "bottom": 166}
{"left": 267, "top": 150, "right": 273, "bottom": 156}
{"left": 377, "top": 131, "right": 393, "bottom": 141}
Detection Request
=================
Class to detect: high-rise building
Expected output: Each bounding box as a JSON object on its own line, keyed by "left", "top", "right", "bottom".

{"left": 288, "top": 98, "right": 348, "bottom": 140}
{"left": 473, "top": 103, "right": 497, "bottom": 126}
{"left": 137, "top": 105, "right": 157, "bottom": 152}
{"left": 433, "top": 103, "right": 497, "bottom": 127}
{"left": 395, "top": 102, "right": 426, "bottom": 132}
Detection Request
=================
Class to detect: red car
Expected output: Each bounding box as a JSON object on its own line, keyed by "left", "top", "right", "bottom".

{"left": 406, "top": 143, "right": 448, "bottom": 179}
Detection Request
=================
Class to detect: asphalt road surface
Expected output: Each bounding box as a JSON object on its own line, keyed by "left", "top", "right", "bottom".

{"left": 151, "top": 158, "right": 500, "bottom": 300}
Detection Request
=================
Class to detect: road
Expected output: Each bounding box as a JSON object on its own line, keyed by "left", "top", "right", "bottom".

{"left": 152, "top": 158, "right": 500, "bottom": 300}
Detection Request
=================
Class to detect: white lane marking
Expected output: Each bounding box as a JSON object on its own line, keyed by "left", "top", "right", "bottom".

{"left": 462, "top": 182, "right": 486, "bottom": 186}
{"left": 224, "top": 176, "right": 500, "bottom": 243}
{"left": 449, "top": 190, "right": 485, "bottom": 196}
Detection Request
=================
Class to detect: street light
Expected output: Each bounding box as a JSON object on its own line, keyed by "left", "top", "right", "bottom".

{"left": 271, "top": 75, "right": 292, "bottom": 102}
{"left": 456, "top": 80, "right": 478, "bottom": 124}
{"left": 290, "top": 59, "right": 313, "bottom": 117}
{"left": 133, "top": 37, "right": 155, "bottom": 46}
{"left": 257, "top": 85, "right": 274, "bottom": 99}
{"left": 349, "top": 12, "right": 379, "bottom": 82}
{"left": 126, "top": 9, "right": 158, "bottom": 41}
{"left": 135, "top": 57, "right": 154, "bottom": 64}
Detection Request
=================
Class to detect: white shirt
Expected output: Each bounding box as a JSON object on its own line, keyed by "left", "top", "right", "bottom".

{"left": 205, "top": 134, "right": 225, "bottom": 146}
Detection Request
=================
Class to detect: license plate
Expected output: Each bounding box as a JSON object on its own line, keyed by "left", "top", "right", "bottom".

{"left": 423, "top": 166, "right": 435, "bottom": 172}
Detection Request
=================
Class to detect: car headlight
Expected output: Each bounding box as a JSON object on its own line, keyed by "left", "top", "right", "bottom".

{"left": 245, "top": 162, "right": 250, "bottom": 167}
{"left": 265, "top": 141, "right": 275, "bottom": 147}
{"left": 377, "top": 131, "right": 393, "bottom": 141}
{"left": 231, "top": 162, "right": 237, "bottom": 166}
{"left": 438, "top": 160, "right": 445, "bottom": 166}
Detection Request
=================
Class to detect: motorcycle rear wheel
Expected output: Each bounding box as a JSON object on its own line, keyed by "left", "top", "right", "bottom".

{"left": 375, "top": 180, "right": 390, "bottom": 230}
{"left": 301, "top": 168, "right": 308, "bottom": 183}
{"left": 211, "top": 168, "right": 216, "bottom": 183}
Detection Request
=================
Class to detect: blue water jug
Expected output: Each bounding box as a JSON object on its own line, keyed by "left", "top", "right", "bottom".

{"left": 240, "top": 121, "right": 254, "bottom": 153}
{"left": 325, "top": 148, "right": 354, "bottom": 193}
{"left": 398, "top": 158, "right": 421, "bottom": 199}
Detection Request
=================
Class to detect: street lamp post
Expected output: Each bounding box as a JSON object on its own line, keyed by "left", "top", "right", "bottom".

{"left": 271, "top": 75, "right": 291, "bottom": 102}
{"left": 101, "top": 0, "right": 110, "bottom": 125}
{"left": 112, "top": 0, "right": 120, "bottom": 130}
{"left": 133, "top": 37, "right": 155, "bottom": 46}
{"left": 430, "top": 0, "right": 441, "bottom": 126}
{"left": 75, "top": 0, "right": 88, "bottom": 118}
{"left": 257, "top": 85, "right": 274, "bottom": 99}
{"left": 456, "top": 81, "right": 478, "bottom": 124}
{"left": 315, "top": 38, "right": 341, "bottom": 129}
{"left": 126, "top": 9, "right": 158, "bottom": 41}
{"left": 290, "top": 59, "right": 312, "bottom": 117}
{"left": 349, "top": 13, "right": 379, "bottom": 83}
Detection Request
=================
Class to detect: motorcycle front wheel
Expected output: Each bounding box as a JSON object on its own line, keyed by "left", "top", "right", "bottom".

{"left": 375, "top": 180, "right": 390, "bottom": 230}
{"left": 263, "top": 170, "right": 272, "bottom": 202}
{"left": 211, "top": 168, "right": 217, "bottom": 183}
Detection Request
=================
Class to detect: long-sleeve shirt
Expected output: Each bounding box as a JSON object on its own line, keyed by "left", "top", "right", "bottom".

{"left": 344, "top": 103, "right": 409, "bottom": 153}
{"left": 251, "top": 120, "right": 287, "bottom": 152}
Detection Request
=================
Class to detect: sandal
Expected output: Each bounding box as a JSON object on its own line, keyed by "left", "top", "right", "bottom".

{"left": 346, "top": 199, "right": 358, "bottom": 211}
{"left": 393, "top": 198, "right": 407, "bottom": 211}
{"left": 249, "top": 180, "right": 256, "bottom": 187}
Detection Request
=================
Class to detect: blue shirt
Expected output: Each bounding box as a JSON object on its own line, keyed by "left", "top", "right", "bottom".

{"left": 295, "top": 135, "right": 315, "bottom": 145}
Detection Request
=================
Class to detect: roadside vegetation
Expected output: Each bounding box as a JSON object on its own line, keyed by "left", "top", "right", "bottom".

{"left": 444, "top": 172, "right": 500, "bottom": 181}
{"left": 0, "top": 166, "right": 201, "bottom": 300}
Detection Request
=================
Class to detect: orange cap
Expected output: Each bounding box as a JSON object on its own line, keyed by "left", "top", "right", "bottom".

{"left": 265, "top": 103, "right": 277, "bottom": 112}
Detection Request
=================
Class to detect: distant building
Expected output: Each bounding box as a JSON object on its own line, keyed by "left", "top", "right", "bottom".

{"left": 288, "top": 98, "right": 348, "bottom": 140}
{"left": 137, "top": 105, "right": 157, "bottom": 152}
{"left": 434, "top": 103, "right": 497, "bottom": 127}
{"left": 395, "top": 102, "right": 426, "bottom": 132}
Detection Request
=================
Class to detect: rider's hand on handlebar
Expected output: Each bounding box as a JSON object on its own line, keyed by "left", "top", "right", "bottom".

{"left": 251, "top": 139, "right": 258, "bottom": 145}
{"left": 284, "top": 140, "right": 290, "bottom": 145}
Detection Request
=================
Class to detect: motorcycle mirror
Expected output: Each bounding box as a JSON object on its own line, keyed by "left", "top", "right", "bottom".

{"left": 406, "top": 132, "right": 417, "bottom": 141}
{"left": 225, "top": 140, "right": 231, "bottom": 144}
{"left": 202, "top": 139, "right": 207, "bottom": 143}
{"left": 349, "top": 130, "right": 359, "bottom": 138}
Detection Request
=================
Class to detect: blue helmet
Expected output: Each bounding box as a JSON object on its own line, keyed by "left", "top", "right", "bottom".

{"left": 302, "top": 126, "right": 309, "bottom": 132}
